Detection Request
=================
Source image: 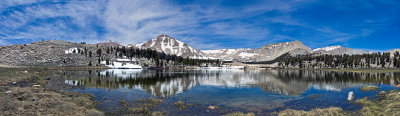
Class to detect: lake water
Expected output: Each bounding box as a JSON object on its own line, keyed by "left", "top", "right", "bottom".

{"left": 45, "top": 69, "right": 400, "bottom": 115}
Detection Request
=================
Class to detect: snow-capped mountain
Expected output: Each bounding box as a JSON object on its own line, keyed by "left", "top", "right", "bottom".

{"left": 388, "top": 49, "right": 400, "bottom": 57}
{"left": 202, "top": 41, "right": 312, "bottom": 62}
{"left": 136, "top": 34, "right": 208, "bottom": 59}
{"left": 388, "top": 49, "right": 400, "bottom": 54}
{"left": 313, "top": 45, "right": 366, "bottom": 55}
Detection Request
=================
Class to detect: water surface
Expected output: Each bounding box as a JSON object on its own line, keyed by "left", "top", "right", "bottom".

{"left": 45, "top": 69, "right": 400, "bottom": 115}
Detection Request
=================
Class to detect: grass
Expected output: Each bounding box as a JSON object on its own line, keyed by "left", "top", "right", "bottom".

{"left": 309, "top": 94, "right": 320, "bottom": 99}
{"left": 354, "top": 90, "right": 400, "bottom": 116}
{"left": 278, "top": 90, "right": 400, "bottom": 116}
{"left": 120, "top": 97, "right": 163, "bottom": 115}
{"left": 174, "top": 100, "right": 186, "bottom": 109}
{"left": 223, "top": 112, "right": 255, "bottom": 116}
{"left": 0, "top": 87, "right": 103, "bottom": 116}
{"left": 359, "top": 85, "right": 378, "bottom": 92}
{"left": 278, "top": 107, "right": 347, "bottom": 116}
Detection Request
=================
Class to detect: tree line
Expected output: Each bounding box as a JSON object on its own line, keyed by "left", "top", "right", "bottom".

{"left": 278, "top": 51, "right": 400, "bottom": 69}
{"left": 87, "top": 46, "right": 221, "bottom": 67}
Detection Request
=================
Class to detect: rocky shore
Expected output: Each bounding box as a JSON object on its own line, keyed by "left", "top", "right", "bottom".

{"left": 0, "top": 68, "right": 104, "bottom": 115}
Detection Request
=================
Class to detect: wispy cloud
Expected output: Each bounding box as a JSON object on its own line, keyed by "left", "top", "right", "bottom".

{"left": 0, "top": 39, "right": 9, "bottom": 45}
{"left": 0, "top": 0, "right": 106, "bottom": 43}
{"left": 0, "top": 0, "right": 398, "bottom": 50}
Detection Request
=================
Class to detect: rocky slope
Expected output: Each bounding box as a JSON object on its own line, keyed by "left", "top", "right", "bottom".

{"left": 0, "top": 40, "right": 119, "bottom": 66}
{"left": 136, "top": 34, "right": 207, "bottom": 59}
{"left": 313, "top": 45, "right": 367, "bottom": 55}
{"left": 202, "top": 41, "right": 312, "bottom": 62}
{"left": 255, "top": 41, "right": 312, "bottom": 61}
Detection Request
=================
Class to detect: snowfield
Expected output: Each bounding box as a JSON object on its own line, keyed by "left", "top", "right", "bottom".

{"left": 100, "top": 61, "right": 142, "bottom": 69}
{"left": 313, "top": 45, "right": 342, "bottom": 51}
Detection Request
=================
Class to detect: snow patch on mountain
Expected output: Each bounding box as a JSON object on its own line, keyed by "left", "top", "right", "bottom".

{"left": 202, "top": 49, "right": 224, "bottom": 54}
{"left": 313, "top": 45, "right": 342, "bottom": 51}
{"left": 65, "top": 48, "right": 83, "bottom": 54}
{"left": 313, "top": 45, "right": 366, "bottom": 55}
{"left": 239, "top": 52, "right": 257, "bottom": 58}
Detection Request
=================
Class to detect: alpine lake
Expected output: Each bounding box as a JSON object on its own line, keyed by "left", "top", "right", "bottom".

{"left": 3, "top": 68, "right": 400, "bottom": 115}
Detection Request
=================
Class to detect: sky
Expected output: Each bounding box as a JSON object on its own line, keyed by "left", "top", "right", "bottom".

{"left": 0, "top": 0, "right": 399, "bottom": 51}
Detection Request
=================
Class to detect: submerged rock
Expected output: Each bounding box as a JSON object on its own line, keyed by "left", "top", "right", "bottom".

{"left": 5, "top": 90, "right": 13, "bottom": 94}
{"left": 347, "top": 91, "right": 354, "bottom": 101}
{"left": 208, "top": 105, "right": 219, "bottom": 110}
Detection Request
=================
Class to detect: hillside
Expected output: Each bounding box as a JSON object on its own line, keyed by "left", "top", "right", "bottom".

{"left": 0, "top": 40, "right": 118, "bottom": 66}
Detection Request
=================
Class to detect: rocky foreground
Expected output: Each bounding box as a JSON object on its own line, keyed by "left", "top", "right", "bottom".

{"left": 0, "top": 68, "right": 104, "bottom": 116}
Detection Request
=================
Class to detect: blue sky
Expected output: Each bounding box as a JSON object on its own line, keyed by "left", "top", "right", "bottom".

{"left": 0, "top": 0, "right": 399, "bottom": 50}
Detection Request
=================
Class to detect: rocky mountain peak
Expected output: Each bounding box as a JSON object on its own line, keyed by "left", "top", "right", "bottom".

{"left": 257, "top": 41, "right": 311, "bottom": 61}
{"left": 137, "top": 35, "right": 207, "bottom": 59}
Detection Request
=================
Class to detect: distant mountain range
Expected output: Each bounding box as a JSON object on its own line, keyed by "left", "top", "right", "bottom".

{"left": 202, "top": 41, "right": 312, "bottom": 62}
{"left": 0, "top": 34, "right": 399, "bottom": 67}
{"left": 135, "top": 35, "right": 398, "bottom": 62}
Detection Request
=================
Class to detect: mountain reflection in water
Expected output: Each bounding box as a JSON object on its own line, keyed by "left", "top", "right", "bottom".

{"left": 61, "top": 69, "right": 400, "bottom": 97}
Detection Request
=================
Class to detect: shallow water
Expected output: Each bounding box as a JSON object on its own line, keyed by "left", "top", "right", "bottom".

{"left": 44, "top": 69, "right": 400, "bottom": 115}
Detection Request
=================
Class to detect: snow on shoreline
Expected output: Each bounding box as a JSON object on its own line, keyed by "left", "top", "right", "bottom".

{"left": 100, "top": 61, "right": 142, "bottom": 69}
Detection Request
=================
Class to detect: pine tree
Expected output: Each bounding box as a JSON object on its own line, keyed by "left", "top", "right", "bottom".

{"left": 106, "top": 47, "right": 110, "bottom": 54}
{"left": 98, "top": 57, "right": 101, "bottom": 64}
{"left": 96, "top": 49, "right": 102, "bottom": 57}
{"left": 89, "top": 50, "right": 92, "bottom": 57}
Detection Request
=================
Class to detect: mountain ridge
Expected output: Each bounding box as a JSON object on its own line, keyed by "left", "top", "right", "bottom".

{"left": 0, "top": 34, "right": 398, "bottom": 67}
{"left": 312, "top": 45, "right": 367, "bottom": 55}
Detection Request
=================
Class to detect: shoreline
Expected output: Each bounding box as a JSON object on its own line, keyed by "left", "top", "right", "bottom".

{"left": 1, "top": 65, "right": 399, "bottom": 72}
{"left": 276, "top": 68, "right": 400, "bottom": 73}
